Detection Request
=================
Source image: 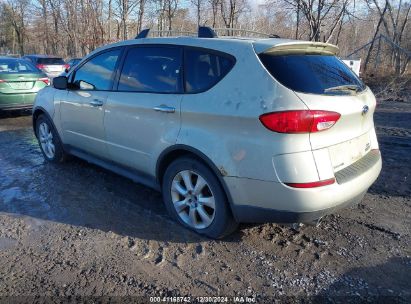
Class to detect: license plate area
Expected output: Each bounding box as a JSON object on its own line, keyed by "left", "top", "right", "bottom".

{"left": 46, "top": 65, "right": 62, "bottom": 72}
{"left": 329, "top": 132, "right": 371, "bottom": 172}
{"left": 10, "top": 82, "right": 34, "bottom": 90}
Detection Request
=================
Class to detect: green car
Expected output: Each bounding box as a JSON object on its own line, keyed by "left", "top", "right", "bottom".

{"left": 0, "top": 57, "right": 49, "bottom": 111}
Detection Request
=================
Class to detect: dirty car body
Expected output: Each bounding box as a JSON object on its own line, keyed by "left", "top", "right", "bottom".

{"left": 32, "top": 32, "right": 382, "bottom": 238}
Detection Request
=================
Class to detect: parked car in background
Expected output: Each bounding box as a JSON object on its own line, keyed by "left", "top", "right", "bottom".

{"left": 22, "top": 55, "right": 68, "bottom": 79}
{"left": 32, "top": 27, "right": 382, "bottom": 238}
{"left": 66, "top": 58, "right": 82, "bottom": 71}
{"left": 0, "top": 57, "right": 49, "bottom": 111}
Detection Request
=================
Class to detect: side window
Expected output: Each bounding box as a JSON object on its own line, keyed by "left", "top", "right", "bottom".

{"left": 72, "top": 49, "right": 121, "bottom": 91}
{"left": 184, "top": 48, "right": 235, "bottom": 93}
{"left": 118, "top": 46, "right": 182, "bottom": 93}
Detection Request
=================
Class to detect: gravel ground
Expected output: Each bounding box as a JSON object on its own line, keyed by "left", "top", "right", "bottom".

{"left": 0, "top": 98, "right": 410, "bottom": 302}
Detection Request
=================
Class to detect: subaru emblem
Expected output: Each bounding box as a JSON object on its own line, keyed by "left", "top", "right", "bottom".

{"left": 362, "top": 105, "right": 369, "bottom": 116}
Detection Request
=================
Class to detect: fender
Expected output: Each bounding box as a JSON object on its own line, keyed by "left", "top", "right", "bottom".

{"left": 32, "top": 106, "right": 54, "bottom": 137}
{"left": 156, "top": 144, "right": 235, "bottom": 208}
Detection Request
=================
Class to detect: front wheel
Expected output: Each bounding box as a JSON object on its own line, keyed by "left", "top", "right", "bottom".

{"left": 162, "top": 157, "right": 238, "bottom": 239}
{"left": 36, "top": 114, "right": 67, "bottom": 163}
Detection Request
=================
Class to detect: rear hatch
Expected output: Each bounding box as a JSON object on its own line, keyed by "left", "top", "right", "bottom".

{"left": 257, "top": 41, "right": 376, "bottom": 172}
{"left": 0, "top": 73, "right": 47, "bottom": 92}
{"left": 36, "top": 57, "right": 67, "bottom": 74}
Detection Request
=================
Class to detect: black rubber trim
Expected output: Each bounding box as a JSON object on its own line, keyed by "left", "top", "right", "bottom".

{"left": 335, "top": 150, "right": 381, "bottom": 185}
{"left": 232, "top": 191, "right": 366, "bottom": 223}
{"left": 65, "top": 145, "right": 160, "bottom": 191}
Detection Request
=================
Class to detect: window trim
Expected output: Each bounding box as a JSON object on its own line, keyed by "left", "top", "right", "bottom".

{"left": 182, "top": 46, "right": 236, "bottom": 95}
{"left": 114, "top": 44, "right": 184, "bottom": 95}
{"left": 68, "top": 46, "right": 125, "bottom": 92}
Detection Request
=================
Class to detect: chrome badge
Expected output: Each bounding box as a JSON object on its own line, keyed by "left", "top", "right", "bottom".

{"left": 362, "top": 105, "right": 369, "bottom": 116}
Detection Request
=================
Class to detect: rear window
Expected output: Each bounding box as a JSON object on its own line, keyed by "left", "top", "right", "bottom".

{"left": 258, "top": 54, "right": 366, "bottom": 95}
{"left": 0, "top": 59, "right": 39, "bottom": 74}
{"left": 37, "top": 58, "right": 65, "bottom": 65}
{"left": 184, "top": 49, "right": 235, "bottom": 93}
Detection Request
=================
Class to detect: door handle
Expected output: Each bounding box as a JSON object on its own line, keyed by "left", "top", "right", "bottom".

{"left": 89, "top": 99, "right": 104, "bottom": 107}
{"left": 153, "top": 105, "right": 175, "bottom": 113}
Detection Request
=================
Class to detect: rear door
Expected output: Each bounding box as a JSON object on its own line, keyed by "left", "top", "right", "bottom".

{"left": 258, "top": 44, "right": 376, "bottom": 171}
{"left": 104, "top": 45, "right": 183, "bottom": 174}
{"left": 60, "top": 48, "right": 122, "bottom": 158}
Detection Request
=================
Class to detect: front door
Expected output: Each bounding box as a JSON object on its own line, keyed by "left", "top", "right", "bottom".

{"left": 60, "top": 48, "right": 122, "bottom": 158}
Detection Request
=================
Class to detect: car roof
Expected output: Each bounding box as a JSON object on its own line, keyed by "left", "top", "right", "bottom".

{"left": 91, "top": 36, "right": 295, "bottom": 56}
{"left": 90, "top": 35, "right": 338, "bottom": 58}
{"left": 24, "top": 54, "right": 63, "bottom": 59}
{"left": 0, "top": 56, "right": 25, "bottom": 60}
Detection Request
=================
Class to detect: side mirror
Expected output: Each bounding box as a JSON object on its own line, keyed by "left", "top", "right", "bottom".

{"left": 53, "top": 76, "right": 68, "bottom": 90}
{"left": 79, "top": 80, "right": 95, "bottom": 90}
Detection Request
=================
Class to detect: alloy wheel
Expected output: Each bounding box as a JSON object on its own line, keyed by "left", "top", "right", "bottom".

{"left": 170, "top": 170, "right": 216, "bottom": 229}
{"left": 38, "top": 122, "right": 55, "bottom": 159}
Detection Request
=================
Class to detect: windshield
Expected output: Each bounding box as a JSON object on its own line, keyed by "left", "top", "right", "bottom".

{"left": 37, "top": 58, "right": 65, "bottom": 65}
{"left": 258, "top": 54, "right": 366, "bottom": 95}
{"left": 0, "top": 59, "right": 40, "bottom": 74}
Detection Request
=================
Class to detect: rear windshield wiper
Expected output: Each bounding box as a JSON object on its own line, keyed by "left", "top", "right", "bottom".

{"left": 324, "top": 84, "right": 360, "bottom": 93}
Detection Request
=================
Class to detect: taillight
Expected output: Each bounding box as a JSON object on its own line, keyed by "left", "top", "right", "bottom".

{"left": 259, "top": 110, "right": 341, "bottom": 133}
{"left": 64, "top": 64, "right": 70, "bottom": 70}
{"left": 36, "top": 64, "right": 45, "bottom": 70}
{"left": 285, "top": 178, "right": 335, "bottom": 188}
{"left": 38, "top": 77, "right": 50, "bottom": 85}
{"left": 0, "top": 79, "right": 5, "bottom": 83}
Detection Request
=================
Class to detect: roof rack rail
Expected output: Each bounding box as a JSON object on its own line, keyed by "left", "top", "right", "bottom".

{"left": 135, "top": 28, "right": 206, "bottom": 39}
{"left": 135, "top": 26, "right": 279, "bottom": 39}
{"left": 213, "top": 28, "right": 280, "bottom": 38}
{"left": 136, "top": 29, "right": 150, "bottom": 39}
{"left": 198, "top": 26, "right": 218, "bottom": 38}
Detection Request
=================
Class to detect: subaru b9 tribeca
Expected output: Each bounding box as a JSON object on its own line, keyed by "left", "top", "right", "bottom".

{"left": 32, "top": 29, "right": 382, "bottom": 238}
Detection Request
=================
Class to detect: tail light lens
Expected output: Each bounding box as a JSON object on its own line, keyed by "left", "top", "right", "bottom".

{"left": 0, "top": 79, "right": 6, "bottom": 83}
{"left": 36, "top": 64, "right": 45, "bottom": 70}
{"left": 259, "top": 110, "right": 341, "bottom": 133}
{"left": 285, "top": 178, "right": 335, "bottom": 188}
{"left": 64, "top": 64, "right": 70, "bottom": 70}
{"left": 38, "top": 77, "right": 50, "bottom": 85}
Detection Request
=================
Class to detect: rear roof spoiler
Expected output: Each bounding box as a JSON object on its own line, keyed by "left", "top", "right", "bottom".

{"left": 255, "top": 41, "right": 339, "bottom": 56}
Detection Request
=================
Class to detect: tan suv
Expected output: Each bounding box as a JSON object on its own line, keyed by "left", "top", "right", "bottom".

{"left": 32, "top": 27, "right": 382, "bottom": 238}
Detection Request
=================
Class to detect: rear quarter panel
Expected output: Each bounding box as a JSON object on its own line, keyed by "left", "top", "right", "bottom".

{"left": 177, "top": 44, "right": 312, "bottom": 181}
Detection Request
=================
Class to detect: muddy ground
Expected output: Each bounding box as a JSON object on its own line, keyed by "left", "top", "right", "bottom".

{"left": 0, "top": 98, "right": 410, "bottom": 302}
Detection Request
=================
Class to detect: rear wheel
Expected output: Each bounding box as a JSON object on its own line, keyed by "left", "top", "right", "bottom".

{"left": 162, "top": 157, "right": 238, "bottom": 239}
{"left": 36, "top": 114, "right": 66, "bottom": 163}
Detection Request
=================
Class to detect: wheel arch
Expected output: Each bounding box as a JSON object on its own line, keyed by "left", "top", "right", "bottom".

{"left": 156, "top": 145, "right": 235, "bottom": 208}
{"left": 32, "top": 107, "right": 52, "bottom": 137}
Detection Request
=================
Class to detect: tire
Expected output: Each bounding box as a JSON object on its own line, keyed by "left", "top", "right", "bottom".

{"left": 35, "top": 114, "right": 67, "bottom": 163}
{"left": 162, "top": 156, "right": 238, "bottom": 239}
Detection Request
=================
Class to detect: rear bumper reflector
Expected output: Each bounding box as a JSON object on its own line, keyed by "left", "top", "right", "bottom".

{"left": 285, "top": 178, "right": 335, "bottom": 188}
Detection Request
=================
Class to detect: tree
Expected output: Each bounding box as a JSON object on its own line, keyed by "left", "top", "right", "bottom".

{"left": 1, "top": 0, "right": 31, "bottom": 55}
{"left": 220, "top": 0, "right": 248, "bottom": 31}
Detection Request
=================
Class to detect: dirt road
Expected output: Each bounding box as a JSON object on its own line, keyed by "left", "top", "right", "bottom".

{"left": 0, "top": 100, "right": 410, "bottom": 302}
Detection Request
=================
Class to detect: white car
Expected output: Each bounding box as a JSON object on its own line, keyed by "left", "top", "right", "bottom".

{"left": 32, "top": 27, "right": 382, "bottom": 238}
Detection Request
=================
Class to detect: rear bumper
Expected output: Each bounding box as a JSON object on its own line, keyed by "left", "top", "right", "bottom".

{"left": 0, "top": 93, "right": 36, "bottom": 110}
{"left": 232, "top": 191, "right": 366, "bottom": 223}
{"left": 225, "top": 150, "right": 382, "bottom": 223}
{"left": 44, "top": 72, "right": 63, "bottom": 79}
{"left": 0, "top": 103, "right": 33, "bottom": 111}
